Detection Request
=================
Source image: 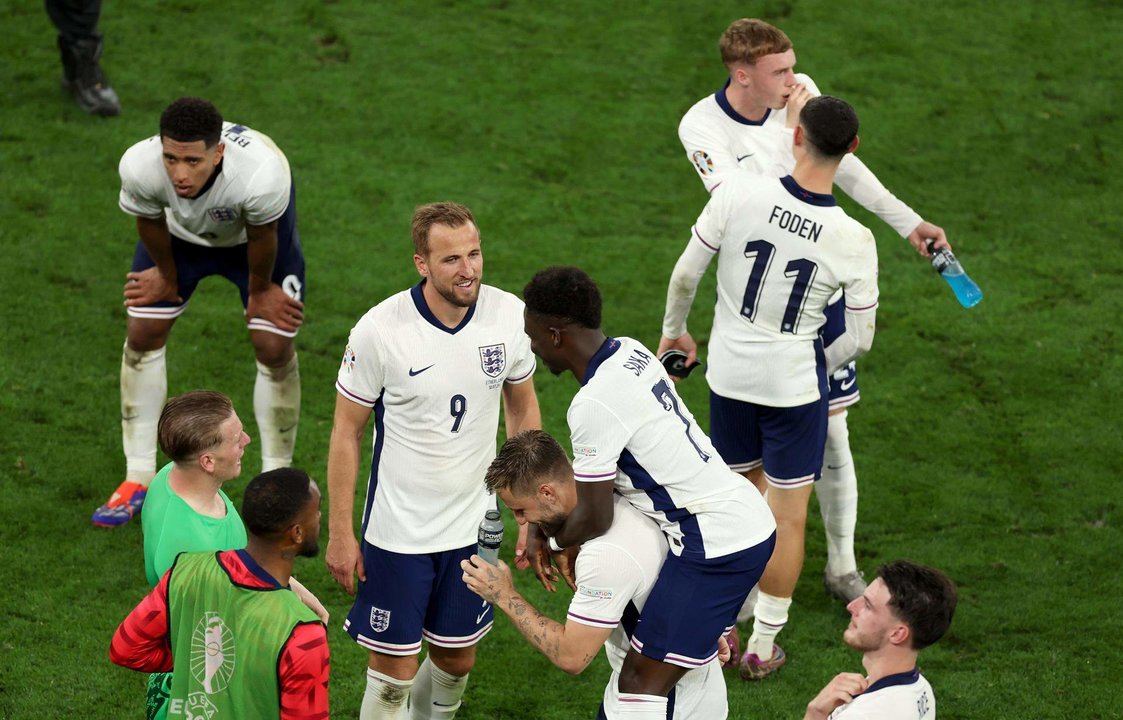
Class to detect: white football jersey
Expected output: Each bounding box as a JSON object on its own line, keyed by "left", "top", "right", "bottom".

{"left": 694, "top": 172, "right": 878, "bottom": 406}
{"left": 679, "top": 75, "right": 922, "bottom": 237}
{"left": 119, "top": 122, "right": 291, "bottom": 248}
{"left": 568, "top": 337, "right": 775, "bottom": 560}
{"left": 568, "top": 496, "right": 726, "bottom": 720}
{"left": 336, "top": 283, "right": 535, "bottom": 553}
{"left": 828, "top": 669, "right": 936, "bottom": 720}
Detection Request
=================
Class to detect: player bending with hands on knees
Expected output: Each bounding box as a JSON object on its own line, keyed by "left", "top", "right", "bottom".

{"left": 97, "top": 97, "right": 305, "bottom": 527}
{"left": 463, "top": 430, "right": 730, "bottom": 719}
{"left": 326, "top": 202, "right": 540, "bottom": 720}
{"left": 520, "top": 266, "right": 775, "bottom": 719}
{"left": 110, "top": 468, "right": 331, "bottom": 719}
{"left": 805, "top": 560, "right": 957, "bottom": 719}
{"left": 661, "top": 95, "right": 879, "bottom": 679}
{"left": 678, "top": 18, "right": 953, "bottom": 607}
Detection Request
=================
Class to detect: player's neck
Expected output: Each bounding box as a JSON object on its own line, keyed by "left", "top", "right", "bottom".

{"left": 861, "top": 647, "right": 919, "bottom": 686}
{"left": 791, "top": 158, "right": 838, "bottom": 196}
{"left": 570, "top": 329, "right": 609, "bottom": 383}
{"left": 168, "top": 465, "right": 228, "bottom": 519}
{"left": 244, "top": 538, "right": 293, "bottom": 587}
{"left": 725, "top": 83, "right": 769, "bottom": 122}
{"left": 422, "top": 282, "right": 471, "bottom": 329}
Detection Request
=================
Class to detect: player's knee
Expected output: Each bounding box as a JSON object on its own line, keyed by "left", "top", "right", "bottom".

{"left": 126, "top": 319, "right": 172, "bottom": 352}
{"left": 368, "top": 651, "right": 419, "bottom": 681}
{"left": 825, "top": 411, "right": 850, "bottom": 454}
{"left": 251, "top": 334, "right": 295, "bottom": 368}
{"left": 428, "top": 646, "right": 475, "bottom": 677}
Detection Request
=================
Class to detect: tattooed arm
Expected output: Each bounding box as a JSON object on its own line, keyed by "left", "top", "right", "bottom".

{"left": 461, "top": 556, "right": 610, "bottom": 675}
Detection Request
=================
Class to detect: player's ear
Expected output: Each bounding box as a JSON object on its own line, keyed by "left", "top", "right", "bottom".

{"left": 888, "top": 622, "right": 910, "bottom": 647}
{"left": 197, "top": 451, "right": 216, "bottom": 474}
{"left": 793, "top": 125, "right": 804, "bottom": 147}
{"left": 413, "top": 253, "right": 429, "bottom": 278}
{"left": 212, "top": 142, "right": 225, "bottom": 165}
{"left": 848, "top": 135, "right": 860, "bottom": 154}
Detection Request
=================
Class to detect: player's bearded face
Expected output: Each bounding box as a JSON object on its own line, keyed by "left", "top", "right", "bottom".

{"left": 842, "top": 578, "right": 895, "bottom": 652}
{"left": 420, "top": 222, "right": 483, "bottom": 309}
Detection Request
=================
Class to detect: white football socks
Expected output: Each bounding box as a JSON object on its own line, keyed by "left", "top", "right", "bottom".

{"left": 818, "top": 411, "right": 859, "bottom": 577}
{"left": 361, "top": 668, "right": 413, "bottom": 720}
{"left": 410, "top": 657, "right": 468, "bottom": 719}
{"left": 747, "top": 592, "right": 792, "bottom": 660}
{"left": 254, "top": 352, "right": 300, "bottom": 472}
{"left": 120, "top": 343, "right": 165, "bottom": 485}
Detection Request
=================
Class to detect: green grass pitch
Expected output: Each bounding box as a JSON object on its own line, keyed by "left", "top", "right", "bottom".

{"left": 1, "top": 0, "right": 1121, "bottom": 717}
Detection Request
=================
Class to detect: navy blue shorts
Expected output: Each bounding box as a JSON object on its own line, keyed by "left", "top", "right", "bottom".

{"left": 343, "top": 541, "right": 493, "bottom": 656}
{"left": 127, "top": 182, "right": 305, "bottom": 337}
{"left": 821, "top": 298, "right": 860, "bottom": 409}
{"left": 630, "top": 534, "right": 775, "bottom": 668}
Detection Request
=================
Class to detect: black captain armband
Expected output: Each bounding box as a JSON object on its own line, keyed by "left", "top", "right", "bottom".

{"left": 658, "top": 349, "right": 702, "bottom": 379}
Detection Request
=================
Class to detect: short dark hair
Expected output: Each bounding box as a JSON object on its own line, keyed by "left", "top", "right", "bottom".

{"left": 523, "top": 266, "right": 602, "bottom": 329}
{"left": 160, "top": 97, "right": 223, "bottom": 147}
{"left": 157, "top": 390, "right": 234, "bottom": 463}
{"left": 485, "top": 430, "right": 571, "bottom": 497}
{"left": 411, "top": 202, "right": 476, "bottom": 257}
{"left": 241, "top": 468, "right": 313, "bottom": 537}
{"left": 878, "top": 560, "right": 958, "bottom": 650}
{"left": 800, "top": 96, "right": 859, "bottom": 159}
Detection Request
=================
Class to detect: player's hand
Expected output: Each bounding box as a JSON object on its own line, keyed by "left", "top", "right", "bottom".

{"left": 246, "top": 283, "right": 305, "bottom": 333}
{"left": 124, "top": 267, "right": 182, "bottom": 307}
{"left": 551, "top": 546, "right": 579, "bottom": 592}
{"left": 325, "top": 532, "right": 365, "bottom": 596}
{"left": 461, "top": 556, "right": 514, "bottom": 605}
{"left": 289, "top": 577, "right": 331, "bottom": 625}
{"left": 657, "top": 333, "right": 697, "bottom": 383}
{"left": 514, "top": 522, "right": 531, "bottom": 570}
{"left": 717, "top": 634, "right": 732, "bottom": 665}
{"left": 785, "top": 83, "right": 814, "bottom": 129}
{"left": 804, "top": 672, "right": 868, "bottom": 720}
{"left": 526, "top": 523, "right": 562, "bottom": 592}
{"left": 908, "top": 221, "right": 951, "bottom": 257}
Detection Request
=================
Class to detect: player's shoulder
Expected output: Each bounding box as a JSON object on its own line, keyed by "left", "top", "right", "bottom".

{"left": 477, "top": 283, "right": 525, "bottom": 311}
{"left": 350, "top": 287, "right": 414, "bottom": 334}
{"left": 679, "top": 90, "right": 725, "bottom": 132}
{"left": 119, "top": 135, "right": 163, "bottom": 179}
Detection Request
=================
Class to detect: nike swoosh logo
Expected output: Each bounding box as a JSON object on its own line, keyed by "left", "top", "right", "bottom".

{"left": 839, "top": 377, "right": 856, "bottom": 391}
{"left": 476, "top": 610, "right": 489, "bottom": 624}
{"left": 408, "top": 364, "right": 435, "bottom": 376}
{"left": 736, "top": 153, "right": 755, "bottom": 161}
{"left": 279, "top": 424, "right": 297, "bottom": 434}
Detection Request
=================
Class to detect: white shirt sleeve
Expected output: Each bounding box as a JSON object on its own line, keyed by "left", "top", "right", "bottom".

{"left": 505, "top": 312, "right": 537, "bottom": 385}
{"left": 568, "top": 397, "right": 628, "bottom": 483}
{"left": 335, "top": 316, "right": 385, "bottom": 407}
{"left": 662, "top": 231, "right": 717, "bottom": 339}
{"left": 118, "top": 146, "right": 166, "bottom": 219}
{"left": 679, "top": 110, "right": 741, "bottom": 193}
{"left": 825, "top": 225, "right": 880, "bottom": 372}
{"left": 566, "top": 541, "right": 646, "bottom": 629}
{"left": 242, "top": 155, "right": 291, "bottom": 225}
{"left": 835, "top": 153, "right": 923, "bottom": 238}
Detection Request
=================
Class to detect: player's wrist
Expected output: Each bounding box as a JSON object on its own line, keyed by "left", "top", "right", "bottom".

{"left": 548, "top": 536, "right": 563, "bottom": 553}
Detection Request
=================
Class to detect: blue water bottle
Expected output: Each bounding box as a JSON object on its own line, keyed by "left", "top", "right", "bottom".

{"left": 928, "top": 241, "right": 982, "bottom": 308}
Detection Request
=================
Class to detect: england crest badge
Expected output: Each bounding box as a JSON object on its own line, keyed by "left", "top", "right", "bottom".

{"left": 478, "top": 343, "right": 506, "bottom": 378}
{"left": 370, "top": 607, "right": 391, "bottom": 633}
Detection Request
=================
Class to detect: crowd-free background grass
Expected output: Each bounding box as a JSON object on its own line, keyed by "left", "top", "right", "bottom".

{"left": 1, "top": 1, "right": 1120, "bottom": 717}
